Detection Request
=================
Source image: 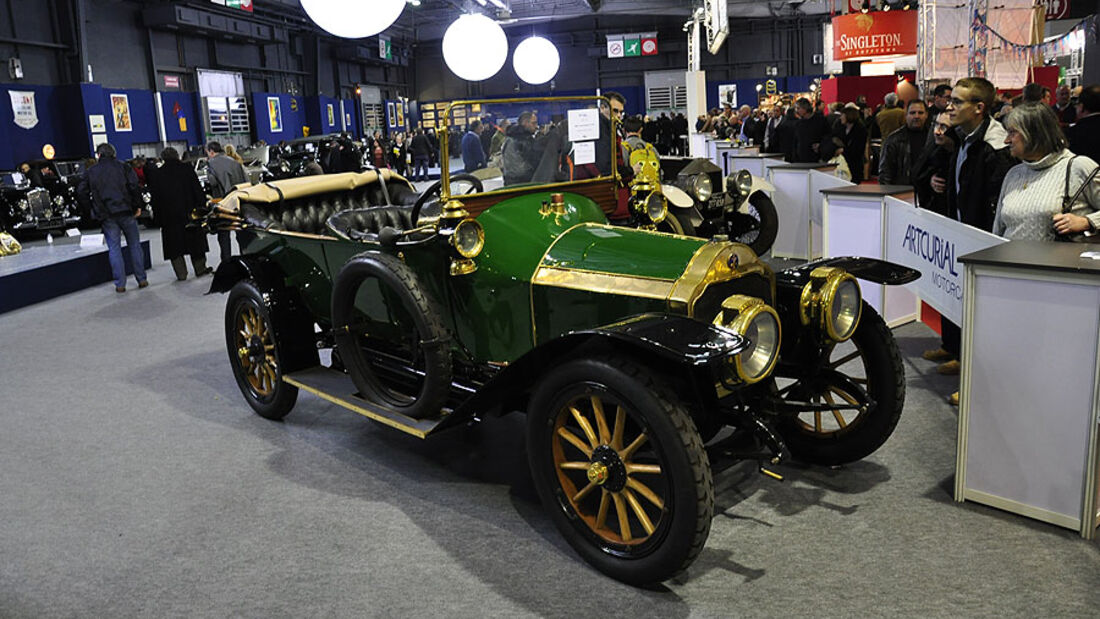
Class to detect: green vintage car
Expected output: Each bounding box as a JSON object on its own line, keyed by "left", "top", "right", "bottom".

{"left": 205, "top": 97, "right": 917, "bottom": 585}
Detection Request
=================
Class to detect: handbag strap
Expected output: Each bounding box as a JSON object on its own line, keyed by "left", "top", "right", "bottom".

{"left": 1063, "top": 156, "right": 1100, "bottom": 214}
{"left": 1062, "top": 155, "right": 1078, "bottom": 213}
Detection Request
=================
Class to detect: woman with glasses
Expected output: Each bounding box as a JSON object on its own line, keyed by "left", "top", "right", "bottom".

{"left": 993, "top": 102, "right": 1100, "bottom": 241}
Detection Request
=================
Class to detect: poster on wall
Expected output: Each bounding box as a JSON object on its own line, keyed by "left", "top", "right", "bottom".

{"left": 387, "top": 102, "right": 396, "bottom": 128}
{"left": 327, "top": 103, "right": 335, "bottom": 127}
{"left": 395, "top": 102, "right": 405, "bottom": 127}
{"left": 88, "top": 114, "right": 105, "bottom": 133}
{"left": 9, "top": 91, "right": 38, "bottom": 129}
{"left": 717, "top": 84, "right": 738, "bottom": 108}
{"left": 110, "top": 94, "right": 132, "bottom": 132}
{"left": 267, "top": 96, "right": 283, "bottom": 133}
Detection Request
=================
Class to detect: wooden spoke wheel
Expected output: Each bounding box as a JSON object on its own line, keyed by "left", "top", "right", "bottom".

{"left": 225, "top": 280, "right": 298, "bottom": 420}
{"left": 527, "top": 358, "right": 712, "bottom": 586}
{"left": 552, "top": 394, "right": 668, "bottom": 546}
{"left": 775, "top": 301, "right": 905, "bottom": 466}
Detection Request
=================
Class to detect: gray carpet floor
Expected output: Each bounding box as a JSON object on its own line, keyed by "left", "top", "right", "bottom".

{"left": 1, "top": 240, "right": 1098, "bottom": 618}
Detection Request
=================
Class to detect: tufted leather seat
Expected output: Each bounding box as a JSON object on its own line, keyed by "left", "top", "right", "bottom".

{"left": 234, "top": 173, "right": 425, "bottom": 238}
{"left": 239, "top": 183, "right": 396, "bottom": 236}
{"left": 325, "top": 206, "right": 417, "bottom": 241}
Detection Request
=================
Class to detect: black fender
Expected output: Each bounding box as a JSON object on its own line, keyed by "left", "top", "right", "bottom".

{"left": 452, "top": 313, "right": 746, "bottom": 419}
{"left": 776, "top": 256, "right": 920, "bottom": 288}
{"left": 210, "top": 254, "right": 319, "bottom": 373}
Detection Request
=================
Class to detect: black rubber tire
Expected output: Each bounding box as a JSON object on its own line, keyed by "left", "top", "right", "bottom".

{"left": 658, "top": 210, "right": 696, "bottom": 236}
{"left": 225, "top": 280, "right": 298, "bottom": 420}
{"left": 776, "top": 301, "right": 905, "bottom": 466}
{"left": 526, "top": 357, "right": 713, "bottom": 586}
{"left": 331, "top": 251, "right": 452, "bottom": 420}
{"left": 731, "top": 192, "right": 779, "bottom": 256}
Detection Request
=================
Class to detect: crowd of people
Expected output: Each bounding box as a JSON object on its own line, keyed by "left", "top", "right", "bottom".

{"left": 696, "top": 79, "right": 1098, "bottom": 406}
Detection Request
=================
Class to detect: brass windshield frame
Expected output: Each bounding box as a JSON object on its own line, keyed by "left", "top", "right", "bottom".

{"left": 439, "top": 96, "right": 620, "bottom": 202}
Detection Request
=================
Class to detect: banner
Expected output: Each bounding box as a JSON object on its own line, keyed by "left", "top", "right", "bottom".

{"left": 110, "top": 93, "right": 132, "bottom": 132}
{"left": 832, "top": 11, "right": 918, "bottom": 61}
{"left": 883, "top": 198, "right": 1006, "bottom": 324}
{"left": 267, "top": 96, "right": 282, "bottom": 133}
{"left": 9, "top": 91, "right": 37, "bottom": 129}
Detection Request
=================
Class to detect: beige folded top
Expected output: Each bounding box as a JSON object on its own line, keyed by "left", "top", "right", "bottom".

{"left": 218, "top": 170, "right": 407, "bottom": 212}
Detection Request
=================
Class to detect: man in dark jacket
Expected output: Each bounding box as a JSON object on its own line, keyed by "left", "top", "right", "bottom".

{"left": 930, "top": 77, "right": 1015, "bottom": 401}
{"left": 912, "top": 111, "right": 956, "bottom": 216}
{"left": 82, "top": 142, "right": 147, "bottom": 293}
{"left": 792, "top": 97, "right": 828, "bottom": 163}
{"left": 147, "top": 147, "right": 210, "bottom": 280}
{"left": 409, "top": 129, "right": 433, "bottom": 182}
{"left": 1066, "top": 84, "right": 1099, "bottom": 161}
{"left": 501, "top": 112, "right": 544, "bottom": 185}
{"left": 878, "top": 99, "right": 930, "bottom": 185}
{"left": 461, "top": 120, "right": 487, "bottom": 173}
{"left": 205, "top": 141, "right": 247, "bottom": 263}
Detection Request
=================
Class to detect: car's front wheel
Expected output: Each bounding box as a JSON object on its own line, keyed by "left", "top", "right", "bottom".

{"left": 774, "top": 301, "right": 904, "bottom": 465}
{"left": 526, "top": 358, "right": 713, "bottom": 586}
{"left": 225, "top": 280, "right": 298, "bottom": 420}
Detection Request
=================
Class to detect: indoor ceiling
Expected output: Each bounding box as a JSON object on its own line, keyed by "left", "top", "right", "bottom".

{"left": 396, "top": 0, "right": 834, "bottom": 40}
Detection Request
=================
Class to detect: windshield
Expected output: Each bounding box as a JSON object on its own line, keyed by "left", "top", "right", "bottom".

{"left": 439, "top": 96, "right": 617, "bottom": 200}
{"left": 1, "top": 172, "right": 27, "bottom": 187}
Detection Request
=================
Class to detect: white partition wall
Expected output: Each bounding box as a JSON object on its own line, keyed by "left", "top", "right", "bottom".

{"left": 821, "top": 186, "right": 919, "bottom": 326}
{"left": 767, "top": 162, "right": 837, "bottom": 260}
{"left": 724, "top": 152, "right": 782, "bottom": 178}
{"left": 956, "top": 242, "right": 1100, "bottom": 539}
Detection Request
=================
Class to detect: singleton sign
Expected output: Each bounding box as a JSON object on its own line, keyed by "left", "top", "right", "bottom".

{"left": 832, "top": 11, "right": 918, "bottom": 61}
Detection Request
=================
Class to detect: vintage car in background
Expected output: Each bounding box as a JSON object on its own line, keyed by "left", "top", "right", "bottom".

{"left": 0, "top": 169, "right": 80, "bottom": 236}
{"left": 203, "top": 96, "right": 917, "bottom": 586}
{"left": 265, "top": 133, "right": 365, "bottom": 180}
{"left": 659, "top": 156, "right": 779, "bottom": 256}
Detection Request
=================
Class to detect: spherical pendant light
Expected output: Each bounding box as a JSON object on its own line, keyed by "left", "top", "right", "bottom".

{"left": 512, "top": 36, "right": 559, "bottom": 85}
{"left": 442, "top": 13, "right": 508, "bottom": 82}
{"left": 300, "top": 0, "right": 405, "bottom": 39}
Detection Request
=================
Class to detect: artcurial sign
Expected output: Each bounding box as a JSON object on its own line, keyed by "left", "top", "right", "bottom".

{"left": 832, "top": 11, "right": 917, "bottom": 61}
{"left": 883, "top": 198, "right": 1006, "bottom": 324}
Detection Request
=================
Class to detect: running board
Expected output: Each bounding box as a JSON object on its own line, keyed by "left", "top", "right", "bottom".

{"left": 283, "top": 366, "right": 452, "bottom": 439}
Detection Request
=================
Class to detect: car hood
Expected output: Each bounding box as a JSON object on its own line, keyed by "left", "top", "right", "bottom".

{"left": 533, "top": 222, "right": 767, "bottom": 316}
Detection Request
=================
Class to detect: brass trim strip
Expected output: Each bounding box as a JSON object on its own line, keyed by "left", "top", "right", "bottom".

{"left": 283, "top": 375, "right": 431, "bottom": 439}
{"left": 532, "top": 266, "right": 676, "bottom": 300}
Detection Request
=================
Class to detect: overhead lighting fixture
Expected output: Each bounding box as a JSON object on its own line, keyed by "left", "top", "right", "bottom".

{"left": 474, "top": 0, "right": 487, "bottom": 4}
{"left": 513, "top": 36, "right": 559, "bottom": 85}
{"left": 487, "top": 0, "right": 507, "bottom": 9}
{"left": 300, "top": 0, "right": 405, "bottom": 38}
{"left": 443, "top": 13, "right": 508, "bottom": 81}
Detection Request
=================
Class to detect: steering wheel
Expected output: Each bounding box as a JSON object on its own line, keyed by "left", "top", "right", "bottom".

{"left": 411, "top": 173, "right": 484, "bottom": 225}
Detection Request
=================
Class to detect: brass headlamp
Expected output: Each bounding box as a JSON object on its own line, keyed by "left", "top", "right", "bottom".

{"left": 714, "top": 294, "right": 781, "bottom": 384}
{"left": 799, "top": 266, "right": 862, "bottom": 342}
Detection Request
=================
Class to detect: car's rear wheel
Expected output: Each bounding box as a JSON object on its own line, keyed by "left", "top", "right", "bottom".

{"left": 527, "top": 357, "right": 713, "bottom": 586}
{"left": 331, "top": 251, "right": 452, "bottom": 420}
{"left": 225, "top": 280, "right": 298, "bottom": 420}
{"left": 774, "top": 302, "right": 904, "bottom": 465}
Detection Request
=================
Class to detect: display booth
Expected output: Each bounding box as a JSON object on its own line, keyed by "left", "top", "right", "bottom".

{"left": 767, "top": 161, "right": 838, "bottom": 260}
{"left": 722, "top": 150, "right": 782, "bottom": 178}
{"left": 955, "top": 242, "right": 1100, "bottom": 539}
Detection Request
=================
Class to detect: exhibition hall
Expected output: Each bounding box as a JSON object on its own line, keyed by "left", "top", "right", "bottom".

{"left": 2, "top": 0, "right": 1100, "bottom": 614}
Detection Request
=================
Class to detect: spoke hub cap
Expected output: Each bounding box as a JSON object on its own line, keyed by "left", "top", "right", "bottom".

{"left": 590, "top": 445, "right": 627, "bottom": 492}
